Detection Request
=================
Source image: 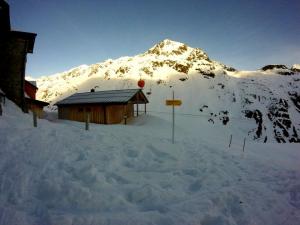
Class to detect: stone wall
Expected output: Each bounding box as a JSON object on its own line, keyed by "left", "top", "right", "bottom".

{"left": 0, "top": 35, "right": 27, "bottom": 111}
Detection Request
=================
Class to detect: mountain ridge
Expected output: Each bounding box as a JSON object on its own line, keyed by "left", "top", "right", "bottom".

{"left": 34, "top": 39, "right": 300, "bottom": 143}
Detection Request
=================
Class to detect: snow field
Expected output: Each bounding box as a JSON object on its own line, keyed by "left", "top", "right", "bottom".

{"left": 1, "top": 99, "right": 300, "bottom": 225}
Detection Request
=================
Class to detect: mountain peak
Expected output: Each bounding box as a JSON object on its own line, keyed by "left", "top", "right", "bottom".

{"left": 158, "top": 38, "right": 185, "bottom": 46}
{"left": 146, "top": 39, "right": 191, "bottom": 56}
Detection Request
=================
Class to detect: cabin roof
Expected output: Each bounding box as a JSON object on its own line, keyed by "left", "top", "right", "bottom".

{"left": 25, "top": 97, "right": 49, "bottom": 107}
{"left": 56, "top": 89, "right": 149, "bottom": 106}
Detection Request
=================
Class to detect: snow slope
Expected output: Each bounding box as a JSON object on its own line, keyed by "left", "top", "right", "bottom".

{"left": 1, "top": 97, "right": 300, "bottom": 225}
{"left": 35, "top": 39, "right": 300, "bottom": 143}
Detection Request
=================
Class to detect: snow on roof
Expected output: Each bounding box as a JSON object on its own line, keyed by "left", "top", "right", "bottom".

{"left": 56, "top": 89, "right": 147, "bottom": 105}
{"left": 26, "top": 80, "right": 37, "bottom": 88}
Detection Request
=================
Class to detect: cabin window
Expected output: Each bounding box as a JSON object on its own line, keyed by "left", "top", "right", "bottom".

{"left": 78, "top": 108, "right": 83, "bottom": 112}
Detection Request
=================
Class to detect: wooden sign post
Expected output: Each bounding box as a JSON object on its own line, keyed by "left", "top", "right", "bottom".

{"left": 165, "top": 91, "right": 182, "bottom": 144}
{"left": 33, "top": 112, "right": 37, "bottom": 127}
{"left": 85, "top": 113, "right": 90, "bottom": 131}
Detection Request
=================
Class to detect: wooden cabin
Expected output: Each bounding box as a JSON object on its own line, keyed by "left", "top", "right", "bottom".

{"left": 56, "top": 89, "right": 149, "bottom": 124}
{"left": 24, "top": 80, "right": 49, "bottom": 118}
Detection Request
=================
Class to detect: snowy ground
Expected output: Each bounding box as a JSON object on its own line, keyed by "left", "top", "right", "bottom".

{"left": 0, "top": 100, "right": 300, "bottom": 225}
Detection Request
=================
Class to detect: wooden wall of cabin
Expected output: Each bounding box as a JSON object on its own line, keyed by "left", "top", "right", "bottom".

{"left": 106, "top": 104, "right": 135, "bottom": 124}
{"left": 105, "top": 105, "right": 124, "bottom": 124}
{"left": 58, "top": 105, "right": 106, "bottom": 124}
{"left": 126, "top": 103, "right": 134, "bottom": 118}
{"left": 58, "top": 103, "right": 134, "bottom": 124}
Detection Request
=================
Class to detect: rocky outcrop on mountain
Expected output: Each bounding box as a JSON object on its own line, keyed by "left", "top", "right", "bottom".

{"left": 244, "top": 109, "right": 264, "bottom": 140}
{"left": 267, "top": 98, "right": 299, "bottom": 143}
{"left": 146, "top": 39, "right": 190, "bottom": 56}
{"left": 186, "top": 48, "right": 210, "bottom": 62}
{"left": 261, "top": 65, "right": 288, "bottom": 71}
{"left": 261, "top": 64, "right": 295, "bottom": 75}
{"left": 289, "top": 91, "right": 300, "bottom": 112}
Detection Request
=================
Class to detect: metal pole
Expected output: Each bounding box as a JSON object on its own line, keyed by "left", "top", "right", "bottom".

{"left": 172, "top": 90, "right": 175, "bottom": 144}
{"left": 242, "top": 137, "right": 246, "bottom": 152}
{"left": 229, "top": 134, "right": 232, "bottom": 148}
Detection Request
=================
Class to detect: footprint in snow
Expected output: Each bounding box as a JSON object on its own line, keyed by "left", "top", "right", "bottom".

{"left": 200, "top": 215, "right": 230, "bottom": 225}
{"left": 125, "top": 149, "right": 139, "bottom": 158}
{"left": 289, "top": 184, "right": 300, "bottom": 209}
{"left": 189, "top": 180, "right": 202, "bottom": 192}
{"left": 146, "top": 144, "right": 177, "bottom": 161}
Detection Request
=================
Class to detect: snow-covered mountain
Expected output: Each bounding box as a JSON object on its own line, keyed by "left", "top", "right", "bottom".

{"left": 35, "top": 39, "right": 300, "bottom": 143}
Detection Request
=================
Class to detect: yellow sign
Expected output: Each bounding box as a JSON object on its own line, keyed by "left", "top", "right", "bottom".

{"left": 166, "top": 100, "right": 182, "bottom": 106}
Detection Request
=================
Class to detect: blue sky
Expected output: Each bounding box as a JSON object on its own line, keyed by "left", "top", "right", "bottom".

{"left": 9, "top": 0, "right": 300, "bottom": 77}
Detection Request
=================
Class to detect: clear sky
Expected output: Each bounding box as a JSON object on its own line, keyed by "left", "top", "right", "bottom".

{"left": 8, "top": 0, "right": 300, "bottom": 77}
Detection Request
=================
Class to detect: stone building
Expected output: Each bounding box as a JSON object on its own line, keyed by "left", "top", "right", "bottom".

{"left": 0, "top": 0, "right": 37, "bottom": 111}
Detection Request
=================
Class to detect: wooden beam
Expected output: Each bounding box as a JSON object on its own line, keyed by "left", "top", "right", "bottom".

{"left": 124, "top": 104, "right": 127, "bottom": 125}
{"left": 104, "top": 106, "right": 107, "bottom": 124}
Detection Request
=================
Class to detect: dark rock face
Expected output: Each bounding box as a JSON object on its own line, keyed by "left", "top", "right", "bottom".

{"left": 244, "top": 109, "right": 264, "bottom": 139}
{"left": 278, "top": 71, "right": 294, "bottom": 76}
{"left": 288, "top": 92, "right": 300, "bottom": 112}
{"left": 199, "top": 105, "right": 208, "bottom": 112}
{"left": 116, "top": 66, "right": 130, "bottom": 76}
{"left": 217, "top": 83, "right": 225, "bottom": 89}
{"left": 196, "top": 68, "right": 215, "bottom": 78}
{"left": 186, "top": 48, "right": 210, "bottom": 62}
{"left": 261, "top": 64, "right": 294, "bottom": 75}
{"left": 261, "top": 65, "right": 288, "bottom": 71}
{"left": 224, "top": 66, "right": 236, "bottom": 72}
{"left": 173, "top": 63, "right": 190, "bottom": 74}
{"left": 219, "top": 111, "right": 229, "bottom": 125}
{"left": 141, "top": 67, "right": 153, "bottom": 77}
{"left": 151, "top": 60, "right": 191, "bottom": 74}
{"left": 267, "top": 98, "right": 299, "bottom": 143}
{"left": 179, "top": 77, "right": 188, "bottom": 81}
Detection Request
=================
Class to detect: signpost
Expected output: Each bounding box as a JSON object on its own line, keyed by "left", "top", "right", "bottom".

{"left": 165, "top": 91, "right": 182, "bottom": 144}
{"left": 166, "top": 100, "right": 182, "bottom": 106}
